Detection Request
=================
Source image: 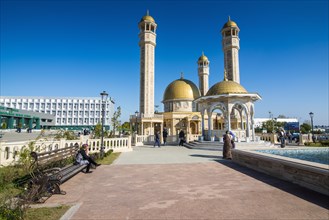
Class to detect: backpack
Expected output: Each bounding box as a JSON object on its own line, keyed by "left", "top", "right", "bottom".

{"left": 75, "top": 151, "right": 89, "bottom": 165}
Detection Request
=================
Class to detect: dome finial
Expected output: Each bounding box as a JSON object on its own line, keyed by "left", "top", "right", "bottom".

{"left": 180, "top": 72, "right": 184, "bottom": 79}
{"left": 146, "top": 9, "right": 149, "bottom": 16}
{"left": 202, "top": 51, "right": 204, "bottom": 56}
{"left": 228, "top": 15, "right": 231, "bottom": 21}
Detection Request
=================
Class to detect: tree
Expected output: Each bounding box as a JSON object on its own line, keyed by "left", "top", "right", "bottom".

{"left": 262, "top": 120, "right": 286, "bottom": 133}
{"left": 121, "top": 121, "right": 131, "bottom": 134}
{"left": 277, "top": 115, "right": 287, "bottom": 118}
{"left": 111, "top": 106, "right": 121, "bottom": 134}
{"left": 300, "top": 123, "right": 311, "bottom": 134}
{"left": 94, "top": 123, "right": 102, "bottom": 138}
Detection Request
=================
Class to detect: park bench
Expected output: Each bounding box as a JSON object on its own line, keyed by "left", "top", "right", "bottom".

{"left": 25, "top": 144, "right": 87, "bottom": 203}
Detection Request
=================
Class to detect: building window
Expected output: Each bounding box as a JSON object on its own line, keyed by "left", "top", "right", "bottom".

{"left": 63, "top": 111, "right": 67, "bottom": 116}
{"left": 85, "top": 104, "right": 89, "bottom": 109}
{"left": 53, "top": 103, "right": 57, "bottom": 108}
{"left": 79, "top": 104, "right": 83, "bottom": 109}
{"left": 74, "top": 111, "right": 78, "bottom": 116}
{"left": 62, "top": 118, "right": 66, "bottom": 123}
{"left": 79, "top": 111, "right": 83, "bottom": 116}
{"left": 79, "top": 118, "right": 83, "bottom": 124}
{"left": 29, "top": 103, "right": 34, "bottom": 109}
{"left": 90, "top": 118, "right": 94, "bottom": 124}
{"left": 46, "top": 103, "right": 50, "bottom": 109}
{"left": 41, "top": 103, "right": 45, "bottom": 109}
{"left": 63, "top": 103, "right": 67, "bottom": 109}
{"left": 52, "top": 111, "right": 56, "bottom": 115}
{"left": 68, "top": 111, "right": 72, "bottom": 116}
{"left": 84, "top": 118, "right": 88, "bottom": 123}
{"left": 68, "top": 118, "right": 72, "bottom": 124}
{"left": 74, "top": 104, "right": 78, "bottom": 109}
{"left": 69, "top": 103, "right": 72, "bottom": 109}
{"left": 96, "top": 104, "right": 100, "bottom": 109}
{"left": 23, "top": 103, "right": 28, "bottom": 109}
{"left": 74, "top": 118, "right": 77, "bottom": 124}
{"left": 58, "top": 103, "right": 61, "bottom": 109}
{"left": 84, "top": 111, "right": 88, "bottom": 117}
{"left": 91, "top": 104, "right": 95, "bottom": 109}
{"left": 57, "top": 118, "right": 61, "bottom": 124}
{"left": 57, "top": 111, "right": 61, "bottom": 116}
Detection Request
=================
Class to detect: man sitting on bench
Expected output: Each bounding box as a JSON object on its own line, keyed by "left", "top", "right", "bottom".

{"left": 76, "top": 144, "right": 100, "bottom": 173}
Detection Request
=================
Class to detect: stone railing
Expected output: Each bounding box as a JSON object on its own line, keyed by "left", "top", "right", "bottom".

{"left": 0, "top": 136, "right": 132, "bottom": 167}
{"left": 133, "top": 134, "right": 200, "bottom": 146}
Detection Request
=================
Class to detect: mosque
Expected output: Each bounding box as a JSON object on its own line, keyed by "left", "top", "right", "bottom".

{"left": 130, "top": 12, "right": 261, "bottom": 142}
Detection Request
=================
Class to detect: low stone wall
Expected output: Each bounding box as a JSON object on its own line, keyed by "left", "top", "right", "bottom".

{"left": 232, "top": 149, "right": 329, "bottom": 196}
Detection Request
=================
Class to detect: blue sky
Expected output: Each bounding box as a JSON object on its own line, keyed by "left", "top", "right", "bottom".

{"left": 1, "top": 0, "right": 328, "bottom": 126}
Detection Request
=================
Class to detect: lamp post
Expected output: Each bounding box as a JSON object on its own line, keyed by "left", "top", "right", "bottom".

{"left": 135, "top": 111, "right": 139, "bottom": 134}
{"left": 309, "top": 112, "right": 315, "bottom": 143}
{"left": 100, "top": 91, "right": 108, "bottom": 158}
{"left": 269, "top": 111, "right": 274, "bottom": 133}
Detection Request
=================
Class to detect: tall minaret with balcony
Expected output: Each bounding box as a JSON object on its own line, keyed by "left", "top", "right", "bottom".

{"left": 221, "top": 16, "right": 240, "bottom": 83}
{"left": 138, "top": 11, "right": 157, "bottom": 116}
{"left": 197, "top": 52, "right": 210, "bottom": 96}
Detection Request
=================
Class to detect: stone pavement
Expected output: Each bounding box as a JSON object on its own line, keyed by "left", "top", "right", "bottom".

{"left": 43, "top": 145, "right": 329, "bottom": 220}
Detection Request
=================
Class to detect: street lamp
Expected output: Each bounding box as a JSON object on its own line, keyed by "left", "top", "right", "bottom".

{"left": 100, "top": 91, "right": 108, "bottom": 158}
{"left": 135, "top": 111, "right": 139, "bottom": 134}
{"left": 309, "top": 112, "right": 315, "bottom": 143}
{"left": 269, "top": 111, "right": 274, "bottom": 133}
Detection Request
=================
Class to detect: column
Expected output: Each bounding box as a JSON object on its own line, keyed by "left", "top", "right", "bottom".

{"left": 227, "top": 112, "right": 231, "bottom": 131}
{"left": 141, "top": 121, "right": 144, "bottom": 135}
{"left": 246, "top": 115, "right": 250, "bottom": 138}
{"left": 8, "top": 117, "right": 14, "bottom": 129}
{"left": 28, "top": 118, "right": 33, "bottom": 129}
{"left": 19, "top": 118, "right": 24, "bottom": 128}
{"left": 160, "top": 122, "right": 163, "bottom": 144}
{"left": 207, "top": 110, "right": 212, "bottom": 140}
{"left": 201, "top": 112, "right": 205, "bottom": 138}
{"left": 35, "top": 118, "right": 40, "bottom": 129}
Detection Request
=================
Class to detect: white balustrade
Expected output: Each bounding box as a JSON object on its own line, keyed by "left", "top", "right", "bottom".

{"left": 0, "top": 136, "right": 132, "bottom": 167}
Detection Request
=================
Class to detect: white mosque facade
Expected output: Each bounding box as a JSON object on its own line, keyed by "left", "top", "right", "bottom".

{"left": 130, "top": 12, "right": 261, "bottom": 142}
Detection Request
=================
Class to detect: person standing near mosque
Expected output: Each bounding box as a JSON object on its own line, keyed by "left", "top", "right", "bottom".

{"left": 222, "top": 130, "right": 232, "bottom": 159}
{"left": 154, "top": 131, "right": 161, "bottom": 148}
{"left": 162, "top": 128, "right": 168, "bottom": 146}
{"left": 178, "top": 130, "right": 185, "bottom": 146}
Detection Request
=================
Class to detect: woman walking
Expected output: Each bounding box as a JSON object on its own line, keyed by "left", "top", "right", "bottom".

{"left": 222, "top": 130, "right": 232, "bottom": 160}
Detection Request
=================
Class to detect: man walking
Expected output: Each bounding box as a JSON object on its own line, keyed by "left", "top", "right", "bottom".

{"left": 154, "top": 131, "right": 161, "bottom": 148}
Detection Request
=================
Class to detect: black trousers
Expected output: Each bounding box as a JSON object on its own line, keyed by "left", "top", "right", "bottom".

{"left": 86, "top": 157, "right": 98, "bottom": 172}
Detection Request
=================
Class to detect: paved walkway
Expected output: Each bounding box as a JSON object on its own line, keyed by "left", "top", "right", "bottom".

{"left": 44, "top": 145, "right": 329, "bottom": 220}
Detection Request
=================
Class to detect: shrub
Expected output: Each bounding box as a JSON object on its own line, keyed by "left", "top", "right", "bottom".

{"left": 320, "top": 140, "right": 329, "bottom": 146}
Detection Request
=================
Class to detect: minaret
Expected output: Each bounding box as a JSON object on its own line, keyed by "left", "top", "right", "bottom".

{"left": 221, "top": 16, "right": 240, "bottom": 83}
{"left": 197, "top": 52, "right": 210, "bottom": 96}
{"left": 138, "top": 11, "right": 157, "bottom": 116}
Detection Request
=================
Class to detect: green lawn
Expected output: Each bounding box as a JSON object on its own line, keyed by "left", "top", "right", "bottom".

{"left": 25, "top": 205, "right": 70, "bottom": 220}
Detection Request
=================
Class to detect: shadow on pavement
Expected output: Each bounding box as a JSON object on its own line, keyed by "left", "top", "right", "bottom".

{"left": 214, "top": 159, "right": 329, "bottom": 209}
{"left": 189, "top": 154, "right": 219, "bottom": 159}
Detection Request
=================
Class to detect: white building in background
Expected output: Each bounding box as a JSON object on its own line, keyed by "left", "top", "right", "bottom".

{"left": 0, "top": 96, "right": 114, "bottom": 130}
{"left": 254, "top": 118, "right": 299, "bottom": 128}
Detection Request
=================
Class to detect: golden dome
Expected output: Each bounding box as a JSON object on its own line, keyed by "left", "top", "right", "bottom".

{"left": 140, "top": 15, "right": 155, "bottom": 23}
{"left": 222, "top": 18, "right": 238, "bottom": 29}
{"left": 206, "top": 80, "right": 247, "bottom": 96}
{"left": 198, "top": 54, "right": 209, "bottom": 62}
{"left": 163, "top": 78, "right": 201, "bottom": 101}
